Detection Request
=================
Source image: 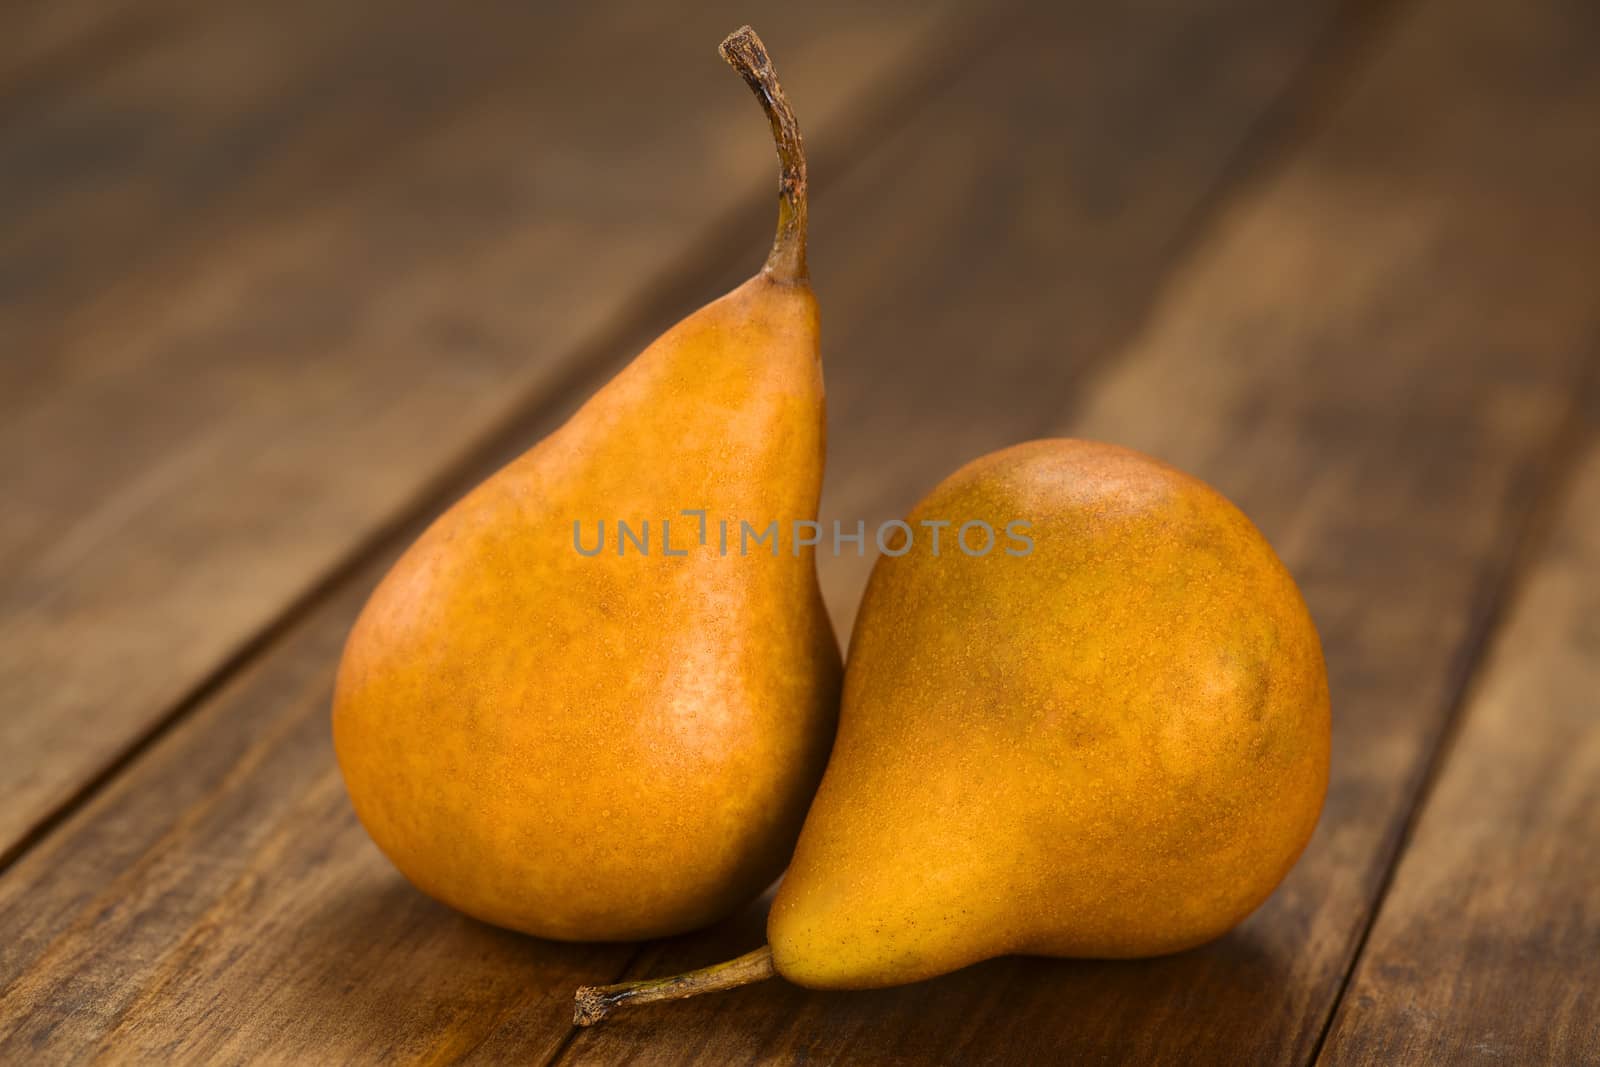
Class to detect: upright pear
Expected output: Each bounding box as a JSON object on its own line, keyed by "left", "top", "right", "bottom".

{"left": 333, "top": 27, "right": 840, "bottom": 942}
{"left": 577, "top": 439, "right": 1328, "bottom": 1018}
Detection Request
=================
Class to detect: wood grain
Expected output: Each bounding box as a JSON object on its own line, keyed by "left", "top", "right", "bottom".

{"left": 812, "top": 0, "right": 1370, "bottom": 634}
{"left": 0, "top": 0, "right": 179, "bottom": 90}
{"left": 0, "top": 0, "right": 1343, "bottom": 1061}
{"left": 1318, "top": 380, "right": 1600, "bottom": 1064}
{"left": 0, "top": 566, "right": 631, "bottom": 1065}
{"left": 4, "top": 0, "right": 1596, "bottom": 1062}
{"left": 564, "top": 0, "right": 1600, "bottom": 1062}
{"left": 0, "top": 0, "right": 968, "bottom": 862}
{"left": 0, "top": 0, "right": 581, "bottom": 367}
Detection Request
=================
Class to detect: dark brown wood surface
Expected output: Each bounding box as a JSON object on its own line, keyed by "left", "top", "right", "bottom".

{"left": 2, "top": 0, "right": 1597, "bottom": 1063}
{"left": 1318, "top": 373, "right": 1600, "bottom": 1065}
{"left": 0, "top": 0, "right": 969, "bottom": 861}
{"left": 0, "top": 0, "right": 173, "bottom": 89}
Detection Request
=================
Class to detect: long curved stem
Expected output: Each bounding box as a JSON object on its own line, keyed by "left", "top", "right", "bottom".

{"left": 720, "top": 26, "right": 808, "bottom": 284}
{"left": 573, "top": 945, "right": 777, "bottom": 1027}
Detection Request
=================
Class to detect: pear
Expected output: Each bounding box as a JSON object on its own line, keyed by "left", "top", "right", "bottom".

{"left": 333, "top": 27, "right": 840, "bottom": 942}
{"left": 575, "top": 439, "right": 1328, "bottom": 1018}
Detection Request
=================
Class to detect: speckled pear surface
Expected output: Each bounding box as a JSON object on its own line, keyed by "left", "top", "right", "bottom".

{"left": 334, "top": 274, "right": 839, "bottom": 942}
{"left": 768, "top": 439, "right": 1329, "bottom": 988}
{"left": 333, "top": 27, "right": 840, "bottom": 942}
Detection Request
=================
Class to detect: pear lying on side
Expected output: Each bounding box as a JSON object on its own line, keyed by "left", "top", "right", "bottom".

{"left": 333, "top": 27, "right": 840, "bottom": 942}
{"left": 576, "top": 439, "right": 1329, "bottom": 1017}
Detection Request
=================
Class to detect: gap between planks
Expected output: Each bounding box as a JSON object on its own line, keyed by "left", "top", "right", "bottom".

{"left": 1013, "top": 0, "right": 1408, "bottom": 451}
{"left": 1306, "top": 345, "right": 1600, "bottom": 1065}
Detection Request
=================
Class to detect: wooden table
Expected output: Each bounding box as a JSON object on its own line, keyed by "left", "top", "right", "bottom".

{"left": 3, "top": 0, "right": 1598, "bottom": 1062}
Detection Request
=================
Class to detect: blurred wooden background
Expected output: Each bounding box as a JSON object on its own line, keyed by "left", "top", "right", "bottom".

{"left": 2, "top": 0, "right": 1598, "bottom": 1063}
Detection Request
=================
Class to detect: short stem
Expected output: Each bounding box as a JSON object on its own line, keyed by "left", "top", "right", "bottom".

{"left": 573, "top": 945, "right": 777, "bottom": 1027}
{"left": 719, "top": 26, "right": 808, "bottom": 284}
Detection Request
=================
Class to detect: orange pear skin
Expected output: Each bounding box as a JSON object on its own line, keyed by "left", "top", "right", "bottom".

{"left": 769, "top": 439, "right": 1329, "bottom": 988}
{"left": 569, "top": 439, "right": 1330, "bottom": 1023}
{"left": 332, "top": 28, "right": 840, "bottom": 942}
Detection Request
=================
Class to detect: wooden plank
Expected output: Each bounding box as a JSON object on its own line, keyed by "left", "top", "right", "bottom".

{"left": 564, "top": 0, "right": 1600, "bottom": 1063}
{"left": 1317, "top": 383, "right": 1600, "bottom": 1064}
{"left": 0, "top": 0, "right": 968, "bottom": 861}
{"left": 0, "top": 0, "right": 1338, "bottom": 1061}
{"left": 813, "top": 0, "right": 1369, "bottom": 634}
{"left": 0, "top": 0, "right": 582, "bottom": 367}
{"left": 0, "top": 567, "right": 630, "bottom": 1065}
{"left": 0, "top": 0, "right": 175, "bottom": 89}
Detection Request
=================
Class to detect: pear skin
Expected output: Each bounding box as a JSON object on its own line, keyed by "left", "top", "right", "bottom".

{"left": 333, "top": 27, "right": 840, "bottom": 942}
{"left": 768, "top": 439, "right": 1329, "bottom": 987}
{"left": 573, "top": 438, "right": 1328, "bottom": 1020}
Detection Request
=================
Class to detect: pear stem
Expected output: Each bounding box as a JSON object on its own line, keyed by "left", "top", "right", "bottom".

{"left": 719, "top": 26, "right": 808, "bottom": 284}
{"left": 573, "top": 945, "right": 777, "bottom": 1027}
